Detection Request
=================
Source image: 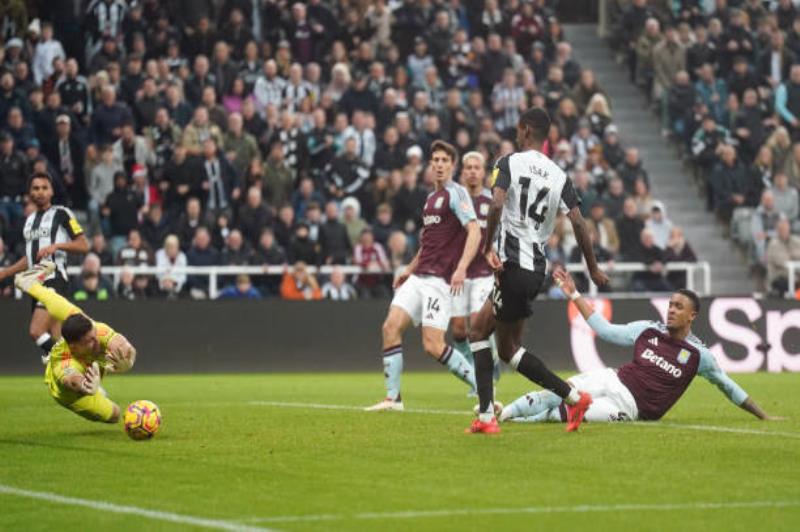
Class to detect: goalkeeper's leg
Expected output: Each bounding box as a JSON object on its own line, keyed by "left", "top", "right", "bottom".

{"left": 16, "top": 264, "right": 83, "bottom": 322}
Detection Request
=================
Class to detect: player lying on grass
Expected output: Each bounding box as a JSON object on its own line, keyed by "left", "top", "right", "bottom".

{"left": 15, "top": 262, "right": 137, "bottom": 423}
{"left": 499, "top": 268, "right": 777, "bottom": 424}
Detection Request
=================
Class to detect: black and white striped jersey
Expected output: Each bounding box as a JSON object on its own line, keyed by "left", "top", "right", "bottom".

{"left": 22, "top": 206, "right": 84, "bottom": 281}
{"left": 491, "top": 149, "right": 580, "bottom": 273}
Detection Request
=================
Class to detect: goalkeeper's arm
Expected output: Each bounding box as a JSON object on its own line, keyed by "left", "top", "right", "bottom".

{"left": 61, "top": 363, "right": 101, "bottom": 395}
{"left": 105, "top": 335, "right": 137, "bottom": 374}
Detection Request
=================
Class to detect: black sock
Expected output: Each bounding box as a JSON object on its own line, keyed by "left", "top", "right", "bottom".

{"left": 35, "top": 333, "right": 55, "bottom": 354}
{"left": 470, "top": 341, "right": 494, "bottom": 415}
{"left": 515, "top": 350, "right": 571, "bottom": 399}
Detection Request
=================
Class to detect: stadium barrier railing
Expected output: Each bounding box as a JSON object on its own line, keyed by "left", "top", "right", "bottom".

{"left": 56, "top": 261, "right": 710, "bottom": 299}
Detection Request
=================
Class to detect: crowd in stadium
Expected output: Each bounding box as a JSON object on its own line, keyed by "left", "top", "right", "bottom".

{"left": 3, "top": 0, "right": 795, "bottom": 301}
{"left": 607, "top": 0, "right": 800, "bottom": 296}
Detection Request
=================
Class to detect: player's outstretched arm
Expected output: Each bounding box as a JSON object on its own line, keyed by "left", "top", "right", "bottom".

{"left": 553, "top": 268, "right": 647, "bottom": 346}
{"left": 567, "top": 208, "right": 609, "bottom": 288}
{"left": 697, "top": 349, "right": 782, "bottom": 420}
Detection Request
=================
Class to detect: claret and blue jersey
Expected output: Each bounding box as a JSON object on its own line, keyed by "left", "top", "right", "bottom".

{"left": 586, "top": 312, "right": 749, "bottom": 421}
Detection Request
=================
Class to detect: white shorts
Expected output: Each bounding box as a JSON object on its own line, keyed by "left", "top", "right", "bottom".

{"left": 568, "top": 368, "right": 639, "bottom": 422}
{"left": 391, "top": 274, "right": 452, "bottom": 331}
{"left": 452, "top": 276, "right": 494, "bottom": 318}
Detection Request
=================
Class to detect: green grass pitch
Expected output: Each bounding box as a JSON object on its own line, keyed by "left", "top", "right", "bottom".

{"left": 1, "top": 372, "right": 799, "bottom": 531}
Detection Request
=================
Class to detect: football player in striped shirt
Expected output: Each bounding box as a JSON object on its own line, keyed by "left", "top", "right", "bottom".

{"left": 0, "top": 173, "right": 89, "bottom": 363}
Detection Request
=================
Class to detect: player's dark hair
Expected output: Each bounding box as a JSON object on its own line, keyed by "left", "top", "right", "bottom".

{"left": 27, "top": 171, "right": 53, "bottom": 191}
{"left": 519, "top": 107, "right": 551, "bottom": 142}
{"left": 430, "top": 140, "right": 457, "bottom": 163}
{"left": 62, "top": 314, "right": 94, "bottom": 344}
{"left": 676, "top": 289, "right": 701, "bottom": 314}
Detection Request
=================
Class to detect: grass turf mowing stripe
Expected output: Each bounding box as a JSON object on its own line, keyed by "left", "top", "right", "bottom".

{"left": 248, "top": 401, "right": 800, "bottom": 439}
{"left": 241, "top": 500, "right": 800, "bottom": 524}
{"left": 0, "top": 484, "right": 275, "bottom": 532}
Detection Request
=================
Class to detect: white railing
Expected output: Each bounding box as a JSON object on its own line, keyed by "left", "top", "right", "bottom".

{"left": 565, "top": 261, "right": 711, "bottom": 297}
{"left": 785, "top": 261, "right": 800, "bottom": 297}
{"left": 57, "top": 261, "right": 710, "bottom": 299}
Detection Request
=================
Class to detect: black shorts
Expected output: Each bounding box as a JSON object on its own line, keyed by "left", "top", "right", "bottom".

{"left": 491, "top": 264, "right": 545, "bottom": 323}
{"left": 30, "top": 275, "right": 69, "bottom": 313}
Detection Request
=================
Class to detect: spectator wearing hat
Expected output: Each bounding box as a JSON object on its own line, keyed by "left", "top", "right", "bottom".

{"left": 601, "top": 124, "right": 625, "bottom": 168}
{"left": 45, "top": 113, "right": 85, "bottom": 208}
{"left": 645, "top": 201, "right": 673, "bottom": 250}
{"left": 288, "top": 221, "right": 319, "bottom": 264}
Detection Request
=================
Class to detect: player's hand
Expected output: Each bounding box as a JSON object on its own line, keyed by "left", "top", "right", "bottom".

{"left": 485, "top": 249, "right": 503, "bottom": 272}
{"left": 393, "top": 269, "right": 411, "bottom": 289}
{"left": 80, "top": 362, "right": 101, "bottom": 395}
{"left": 37, "top": 244, "right": 58, "bottom": 260}
{"left": 590, "top": 268, "right": 610, "bottom": 287}
{"left": 449, "top": 267, "right": 466, "bottom": 296}
{"left": 553, "top": 267, "right": 576, "bottom": 297}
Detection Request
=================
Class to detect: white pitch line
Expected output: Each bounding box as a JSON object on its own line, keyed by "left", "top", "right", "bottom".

{"left": 241, "top": 500, "right": 800, "bottom": 524}
{"left": 248, "top": 401, "right": 800, "bottom": 439}
{"left": 0, "top": 484, "right": 275, "bottom": 532}
{"left": 636, "top": 422, "right": 800, "bottom": 440}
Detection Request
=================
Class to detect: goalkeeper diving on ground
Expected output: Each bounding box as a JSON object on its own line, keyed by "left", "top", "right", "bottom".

{"left": 15, "top": 262, "right": 137, "bottom": 423}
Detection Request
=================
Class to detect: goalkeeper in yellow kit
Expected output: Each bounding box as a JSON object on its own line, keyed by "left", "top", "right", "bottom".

{"left": 15, "top": 262, "right": 137, "bottom": 423}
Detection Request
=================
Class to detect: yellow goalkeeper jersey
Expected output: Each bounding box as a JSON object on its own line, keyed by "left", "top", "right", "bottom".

{"left": 44, "top": 322, "right": 118, "bottom": 401}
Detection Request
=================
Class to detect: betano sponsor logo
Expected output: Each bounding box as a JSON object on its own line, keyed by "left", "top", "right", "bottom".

{"left": 641, "top": 348, "right": 682, "bottom": 378}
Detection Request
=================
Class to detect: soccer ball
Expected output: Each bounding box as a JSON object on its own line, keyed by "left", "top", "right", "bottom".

{"left": 124, "top": 400, "right": 162, "bottom": 440}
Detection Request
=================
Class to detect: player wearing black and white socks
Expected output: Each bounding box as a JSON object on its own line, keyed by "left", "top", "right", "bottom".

{"left": 0, "top": 173, "right": 89, "bottom": 363}
{"left": 465, "top": 107, "right": 609, "bottom": 434}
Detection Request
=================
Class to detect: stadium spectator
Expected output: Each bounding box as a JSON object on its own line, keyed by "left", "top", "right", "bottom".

{"left": 631, "top": 228, "right": 672, "bottom": 292}
{"left": 89, "top": 233, "right": 114, "bottom": 266}
{"left": 771, "top": 173, "right": 800, "bottom": 229}
{"left": 280, "top": 261, "right": 322, "bottom": 301}
{"left": 632, "top": 178, "right": 656, "bottom": 220}
{"left": 319, "top": 201, "right": 351, "bottom": 265}
{"left": 117, "top": 267, "right": 154, "bottom": 301}
{"left": 218, "top": 274, "right": 262, "bottom": 300}
{"left": 238, "top": 186, "right": 273, "bottom": 248}
{"left": 221, "top": 229, "right": 252, "bottom": 266}
{"left": 664, "top": 226, "right": 697, "bottom": 289}
{"left": 116, "top": 228, "right": 152, "bottom": 268}
{"left": 251, "top": 228, "right": 286, "bottom": 296}
{"left": 186, "top": 226, "right": 219, "bottom": 299}
{"left": 73, "top": 253, "right": 113, "bottom": 301}
{"left": 618, "top": 197, "right": 646, "bottom": 260}
{"left": 586, "top": 202, "right": 620, "bottom": 257}
{"left": 321, "top": 266, "right": 358, "bottom": 300}
{"left": 288, "top": 222, "right": 318, "bottom": 265}
{"left": 140, "top": 202, "right": 171, "bottom": 252}
{"left": 751, "top": 190, "right": 782, "bottom": 266}
{"left": 155, "top": 234, "right": 187, "bottom": 298}
{"left": 353, "top": 228, "right": 389, "bottom": 298}
{"left": 104, "top": 172, "right": 142, "bottom": 252}
{"left": 766, "top": 218, "right": 800, "bottom": 296}
{"left": 646, "top": 202, "right": 674, "bottom": 250}
{"left": 601, "top": 177, "right": 627, "bottom": 221}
